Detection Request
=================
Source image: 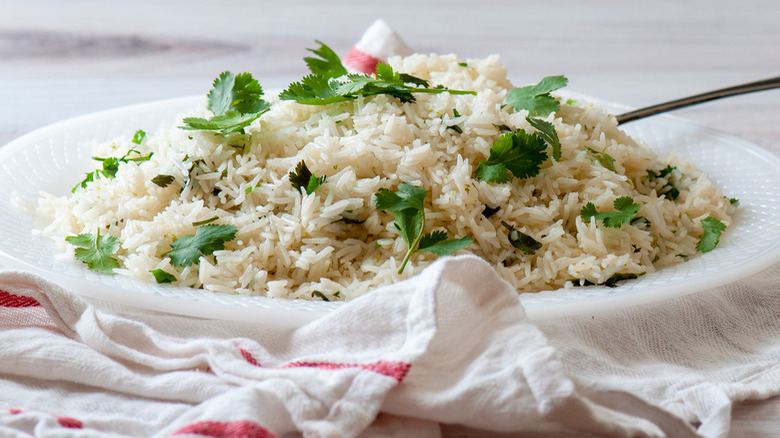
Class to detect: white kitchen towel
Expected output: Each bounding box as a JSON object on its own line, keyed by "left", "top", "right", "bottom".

{"left": 1, "top": 19, "right": 779, "bottom": 438}
{"left": 1, "top": 255, "right": 712, "bottom": 438}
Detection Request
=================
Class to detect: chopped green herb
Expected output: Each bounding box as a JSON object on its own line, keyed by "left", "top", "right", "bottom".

{"left": 458, "top": 62, "right": 468, "bottom": 67}
{"left": 339, "top": 210, "right": 366, "bottom": 224}
{"left": 630, "top": 216, "right": 651, "bottom": 228}
{"left": 571, "top": 272, "right": 644, "bottom": 288}
{"left": 289, "top": 161, "right": 326, "bottom": 195}
{"left": 375, "top": 183, "right": 471, "bottom": 273}
{"left": 181, "top": 71, "right": 271, "bottom": 135}
{"left": 526, "top": 116, "right": 561, "bottom": 161}
{"left": 585, "top": 146, "right": 616, "bottom": 172}
{"left": 311, "top": 290, "right": 330, "bottom": 301}
{"left": 447, "top": 124, "right": 463, "bottom": 134}
{"left": 696, "top": 217, "right": 726, "bottom": 253}
{"left": 474, "top": 130, "right": 548, "bottom": 183}
{"left": 73, "top": 148, "right": 153, "bottom": 192}
{"left": 132, "top": 129, "right": 147, "bottom": 144}
{"left": 566, "top": 99, "right": 577, "bottom": 105}
{"left": 501, "top": 221, "right": 542, "bottom": 255}
{"left": 580, "top": 197, "right": 641, "bottom": 228}
{"left": 506, "top": 75, "right": 568, "bottom": 116}
{"left": 150, "top": 269, "right": 177, "bottom": 284}
{"left": 167, "top": 224, "right": 238, "bottom": 267}
{"left": 646, "top": 165, "right": 680, "bottom": 200}
{"left": 728, "top": 197, "right": 740, "bottom": 206}
{"left": 151, "top": 174, "right": 175, "bottom": 188}
{"left": 493, "top": 123, "right": 513, "bottom": 132}
{"left": 192, "top": 216, "right": 219, "bottom": 226}
{"left": 482, "top": 205, "right": 501, "bottom": 218}
{"left": 65, "top": 229, "right": 120, "bottom": 274}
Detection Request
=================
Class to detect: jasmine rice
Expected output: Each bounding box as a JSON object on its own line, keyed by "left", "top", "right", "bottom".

{"left": 34, "top": 52, "right": 735, "bottom": 301}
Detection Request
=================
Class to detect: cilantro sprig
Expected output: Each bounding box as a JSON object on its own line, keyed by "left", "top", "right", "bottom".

{"left": 474, "top": 130, "right": 548, "bottom": 183}
{"left": 375, "top": 183, "right": 472, "bottom": 273}
{"left": 580, "top": 197, "right": 641, "bottom": 228}
{"left": 65, "top": 229, "right": 120, "bottom": 274}
{"left": 289, "top": 161, "right": 326, "bottom": 195}
{"left": 182, "top": 71, "right": 271, "bottom": 135}
{"left": 73, "top": 146, "right": 153, "bottom": 193}
{"left": 280, "top": 41, "right": 476, "bottom": 105}
{"left": 506, "top": 75, "right": 568, "bottom": 116}
{"left": 696, "top": 217, "right": 726, "bottom": 253}
{"left": 166, "top": 224, "right": 238, "bottom": 267}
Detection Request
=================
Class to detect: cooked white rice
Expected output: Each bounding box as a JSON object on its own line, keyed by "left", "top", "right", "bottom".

{"left": 35, "top": 53, "right": 735, "bottom": 301}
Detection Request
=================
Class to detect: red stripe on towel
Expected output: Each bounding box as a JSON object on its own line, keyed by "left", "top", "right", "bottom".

{"left": 171, "top": 420, "right": 277, "bottom": 438}
{"left": 0, "top": 290, "right": 41, "bottom": 308}
{"left": 342, "top": 47, "right": 380, "bottom": 74}
{"left": 57, "top": 416, "right": 83, "bottom": 429}
{"left": 238, "top": 348, "right": 411, "bottom": 382}
{"left": 282, "top": 360, "right": 411, "bottom": 382}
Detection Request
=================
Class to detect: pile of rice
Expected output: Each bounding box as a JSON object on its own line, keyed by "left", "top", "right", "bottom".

{"left": 35, "top": 53, "right": 736, "bottom": 301}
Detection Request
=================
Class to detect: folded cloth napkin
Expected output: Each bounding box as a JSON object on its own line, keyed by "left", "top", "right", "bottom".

{"left": 1, "top": 19, "right": 779, "bottom": 438}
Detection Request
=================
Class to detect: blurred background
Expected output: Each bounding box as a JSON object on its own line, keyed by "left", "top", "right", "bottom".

{"left": 1, "top": 0, "right": 779, "bottom": 146}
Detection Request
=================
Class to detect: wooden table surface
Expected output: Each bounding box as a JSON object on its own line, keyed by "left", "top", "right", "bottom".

{"left": 2, "top": 1, "right": 779, "bottom": 436}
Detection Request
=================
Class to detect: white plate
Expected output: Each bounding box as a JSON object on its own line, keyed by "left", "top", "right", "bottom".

{"left": 1, "top": 96, "right": 780, "bottom": 326}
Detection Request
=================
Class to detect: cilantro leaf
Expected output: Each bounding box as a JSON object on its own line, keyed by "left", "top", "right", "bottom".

{"left": 417, "top": 230, "right": 472, "bottom": 255}
{"left": 374, "top": 182, "right": 427, "bottom": 213}
{"left": 182, "top": 111, "right": 266, "bottom": 135}
{"left": 501, "top": 221, "right": 542, "bottom": 255}
{"left": 150, "top": 269, "right": 177, "bottom": 284}
{"left": 506, "top": 75, "right": 568, "bottom": 116}
{"left": 474, "top": 131, "right": 548, "bottom": 183}
{"left": 280, "top": 45, "right": 476, "bottom": 106}
{"left": 182, "top": 71, "right": 270, "bottom": 135}
{"left": 585, "top": 146, "right": 616, "bottom": 172}
{"left": 65, "top": 229, "right": 120, "bottom": 274}
{"left": 279, "top": 74, "right": 351, "bottom": 105}
{"left": 696, "top": 216, "right": 726, "bottom": 253}
{"left": 375, "top": 183, "right": 470, "bottom": 273}
{"left": 526, "top": 116, "right": 561, "bottom": 161}
{"left": 304, "top": 40, "right": 348, "bottom": 79}
{"left": 580, "top": 197, "right": 641, "bottom": 228}
{"left": 289, "top": 161, "right": 326, "bottom": 195}
{"left": 167, "top": 224, "right": 238, "bottom": 267}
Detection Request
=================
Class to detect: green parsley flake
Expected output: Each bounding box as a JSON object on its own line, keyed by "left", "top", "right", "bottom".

{"left": 150, "top": 269, "right": 177, "bottom": 284}
{"left": 501, "top": 221, "right": 542, "bottom": 255}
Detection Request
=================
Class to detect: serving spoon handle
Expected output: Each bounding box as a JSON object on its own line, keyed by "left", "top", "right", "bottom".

{"left": 615, "top": 76, "right": 780, "bottom": 124}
